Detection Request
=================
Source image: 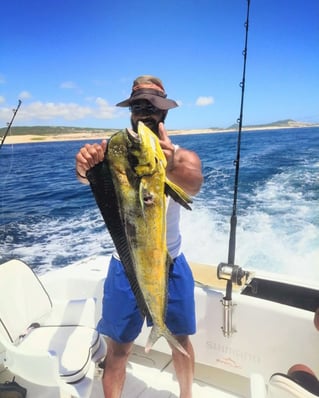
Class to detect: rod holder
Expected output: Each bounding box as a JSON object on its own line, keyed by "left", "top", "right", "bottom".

{"left": 221, "top": 297, "right": 235, "bottom": 337}
{"left": 217, "top": 263, "right": 249, "bottom": 337}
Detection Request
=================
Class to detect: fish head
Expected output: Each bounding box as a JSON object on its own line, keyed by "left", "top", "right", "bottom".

{"left": 126, "top": 121, "right": 167, "bottom": 176}
{"left": 106, "top": 130, "right": 131, "bottom": 174}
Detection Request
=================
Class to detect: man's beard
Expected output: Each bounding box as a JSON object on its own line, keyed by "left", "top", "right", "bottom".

{"left": 140, "top": 117, "right": 159, "bottom": 135}
{"left": 131, "top": 112, "right": 166, "bottom": 136}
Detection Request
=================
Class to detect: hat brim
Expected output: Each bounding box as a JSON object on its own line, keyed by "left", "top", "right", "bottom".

{"left": 116, "top": 92, "right": 178, "bottom": 110}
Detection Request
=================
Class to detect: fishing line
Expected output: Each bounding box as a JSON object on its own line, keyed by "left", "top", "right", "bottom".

{"left": 0, "top": 148, "right": 15, "bottom": 254}
{"left": 217, "top": 0, "right": 251, "bottom": 336}
{"left": 0, "top": 100, "right": 22, "bottom": 232}
{"left": 228, "top": 0, "right": 250, "bottom": 269}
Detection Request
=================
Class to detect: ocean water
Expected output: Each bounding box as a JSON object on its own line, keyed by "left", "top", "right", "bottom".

{"left": 0, "top": 127, "right": 318, "bottom": 282}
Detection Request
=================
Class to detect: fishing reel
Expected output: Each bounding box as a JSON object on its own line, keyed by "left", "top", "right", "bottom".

{"left": 217, "top": 262, "right": 249, "bottom": 286}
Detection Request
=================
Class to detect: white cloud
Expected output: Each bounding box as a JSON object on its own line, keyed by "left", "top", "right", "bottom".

{"left": 21, "top": 101, "right": 92, "bottom": 121}
{"left": 94, "top": 97, "right": 116, "bottom": 119}
{"left": 0, "top": 96, "right": 5, "bottom": 104}
{"left": 195, "top": 96, "right": 214, "bottom": 106}
{"left": 59, "top": 81, "right": 83, "bottom": 95}
{"left": 19, "top": 91, "right": 32, "bottom": 100}
{"left": 60, "top": 81, "right": 78, "bottom": 89}
{"left": 0, "top": 97, "right": 119, "bottom": 123}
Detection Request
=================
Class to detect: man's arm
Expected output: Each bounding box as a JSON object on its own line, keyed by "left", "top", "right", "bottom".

{"left": 167, "top": 147, "right": 203, "bottom": 196}
{"left": 157, "top": 122, "right": 203, "bottom": 196}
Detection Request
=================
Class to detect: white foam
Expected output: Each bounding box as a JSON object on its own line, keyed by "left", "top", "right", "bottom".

{"left": 181, "top": 197, "right": 319, "bottom": 282}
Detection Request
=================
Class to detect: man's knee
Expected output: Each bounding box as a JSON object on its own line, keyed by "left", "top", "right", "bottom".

{"left": 171, "top": 335, "right": 194, "bottom": 357}
{"left": 106, "top": 338, "right": 133, "bottom": 361}
{"left": 175, "top": 335, "right": 190, "bottom": 347}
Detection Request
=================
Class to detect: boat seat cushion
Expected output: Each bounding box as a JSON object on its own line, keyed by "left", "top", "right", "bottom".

{"left": 0, "top": 260, "right": 52, "bottom": 343}
{"left": 18, "top": 325, "right": 101, "bottom": 384}
{"left": 269, "top": 372, "right": 319, "bottom": 397}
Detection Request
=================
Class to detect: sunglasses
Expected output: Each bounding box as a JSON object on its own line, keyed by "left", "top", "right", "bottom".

{"left": 130, "top": 103, "right": 160, "bottom": 115}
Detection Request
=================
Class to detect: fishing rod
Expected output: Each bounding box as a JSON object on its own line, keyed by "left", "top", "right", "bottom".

{"left": 217, "top": 0, "right": 251, "bottom": 337}
{"left": 0, "top": 100, "right": 22, "bottom": 150}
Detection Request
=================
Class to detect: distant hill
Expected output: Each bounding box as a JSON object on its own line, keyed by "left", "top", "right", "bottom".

{"left": 1, "top": 119, "right": 318, "bottom": 138}
{"left": 225, "top": 119, "right": 315, "bottom": 130}
{"left": 0, "top": 125, "right": 118, "bottom": 137}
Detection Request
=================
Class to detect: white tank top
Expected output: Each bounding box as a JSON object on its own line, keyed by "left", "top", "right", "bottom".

{"left": 166, "top": 196, "right": 182, "bottom": 258}
{"left": 166, "top": 144, "right": 182, "bottom": 258}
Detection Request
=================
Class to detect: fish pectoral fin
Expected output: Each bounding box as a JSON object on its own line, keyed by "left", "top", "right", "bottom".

{"left": 138, "top": 181, "right": 146, "bottom": 215}
{"left": 139, "top": 180, "right": 157, "bottom": 213}
{"left": 165, "top": 179, "right": 192, "bottom": 211}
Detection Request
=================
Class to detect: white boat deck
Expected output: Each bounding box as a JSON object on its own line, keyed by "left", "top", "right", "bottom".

{"left": 1, "top": 256, "right": 318, "bottom": 398}
{"left": 0, "top": 343, "right": 250, "bottom": 398}
{"left": 91, "top": 344, "right": 250, "bottom": 398}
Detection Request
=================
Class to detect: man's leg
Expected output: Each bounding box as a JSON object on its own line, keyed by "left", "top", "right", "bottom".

{"left": 98, "top": 256, "right": 143, "bottom": 397}
{"left": 171, "top": 335, "right": 194, "bottom": 398}
{"left": 165, "top": 254, "right": 196, "bottom": 398}
{"left": 102, "top": 338, "right": 133, "bottom": 398}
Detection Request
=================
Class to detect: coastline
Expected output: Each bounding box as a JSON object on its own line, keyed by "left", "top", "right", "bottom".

{"left": 3, "top": 124, "right": 318, "bottom": 145}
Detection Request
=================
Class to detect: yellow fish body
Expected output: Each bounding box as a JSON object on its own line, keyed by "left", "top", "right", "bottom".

{"left": 87, "top": 121, "right": 192, "bottom": 355}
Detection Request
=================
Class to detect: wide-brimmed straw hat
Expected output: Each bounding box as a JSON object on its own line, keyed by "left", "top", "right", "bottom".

{"left": 116, "top": 75, "right": 178, "bottom": 110}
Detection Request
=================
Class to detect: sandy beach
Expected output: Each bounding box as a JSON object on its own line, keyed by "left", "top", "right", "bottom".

{"left": 2, "top": 123, "right": 318, "bottom": 145}
{"left": 3, "top": 132, "right": 115, "bottom": 145}
{"left": 2, "top": 129, "right": 222, "bottom": 145}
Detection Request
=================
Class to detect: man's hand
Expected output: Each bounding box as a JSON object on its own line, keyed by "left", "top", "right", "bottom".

{"left": 157, "top": 123, "right": 203, "bottom": 195}
{"left": 75, "top": 140, "right": 107, "bottom": 182}
{"left": 157, "top": 122, "right": 175, "bottom": 171}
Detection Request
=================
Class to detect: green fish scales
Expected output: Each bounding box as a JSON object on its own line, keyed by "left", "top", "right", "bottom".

{"left": 87, "top": 122, "right": 192, "bottom": 355}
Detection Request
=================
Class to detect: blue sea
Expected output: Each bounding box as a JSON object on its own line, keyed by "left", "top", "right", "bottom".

{"left": 0, "top": 127, "right": 318, "bottom": 282}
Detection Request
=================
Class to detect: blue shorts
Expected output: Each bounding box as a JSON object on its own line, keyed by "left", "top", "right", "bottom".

{"left": 97, "top": 253, "right": 196, "bottom": 343}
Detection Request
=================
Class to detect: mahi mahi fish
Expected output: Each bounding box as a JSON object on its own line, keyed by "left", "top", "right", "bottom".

{"left": 87, "top": 121, "right": 192, "bottom": 355}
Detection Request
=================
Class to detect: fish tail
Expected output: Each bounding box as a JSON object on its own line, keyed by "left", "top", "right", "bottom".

{"left": 145, "top": 326, "right": 190, "bottom": 357}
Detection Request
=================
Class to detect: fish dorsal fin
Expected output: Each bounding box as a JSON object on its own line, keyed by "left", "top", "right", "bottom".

{"left": 164, "top": 178, "right": 192, "bottom": 211}
{"left": 87, "top": 159, "right": 151, "bottom": 320}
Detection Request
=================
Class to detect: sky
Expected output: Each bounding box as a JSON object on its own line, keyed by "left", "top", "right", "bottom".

{"left": 1, "top": 0, "right": 318, "bottom": 130}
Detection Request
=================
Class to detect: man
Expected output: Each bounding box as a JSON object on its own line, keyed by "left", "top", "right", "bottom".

{"left": 75, "top": 75, "right": 203, "bottom": 398}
